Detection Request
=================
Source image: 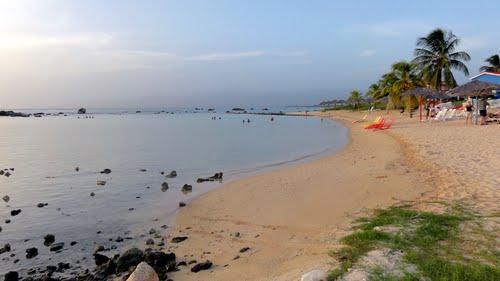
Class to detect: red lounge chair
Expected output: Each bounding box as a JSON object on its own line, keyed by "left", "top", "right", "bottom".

{"left": 373, "top": 119, "right": 394, "bottom": 131}
{"left": 364, "top": 118, "right": 386, "bottom": 129}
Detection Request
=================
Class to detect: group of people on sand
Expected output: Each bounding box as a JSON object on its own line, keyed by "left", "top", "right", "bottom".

{"left": 465, "top": 96, "right": 489, "bottom": 125}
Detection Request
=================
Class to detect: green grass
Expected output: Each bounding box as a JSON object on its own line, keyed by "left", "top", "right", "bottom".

{"left": 327, "top": 203, "right": 500, "bottom": 281}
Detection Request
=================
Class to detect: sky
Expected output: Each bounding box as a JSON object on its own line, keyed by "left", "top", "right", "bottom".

{"left": 1, "top": 0, "right": 499, "bottom": 109}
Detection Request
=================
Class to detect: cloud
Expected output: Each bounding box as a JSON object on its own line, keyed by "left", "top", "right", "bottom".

{"left": 360, "top": 49, "right": 377, "bottom": 57}
{"left": 341, "top": 20, "right": 432, "bottom": 37}
{"left": 0, "top": 32, "right": 113, "bottom": 51}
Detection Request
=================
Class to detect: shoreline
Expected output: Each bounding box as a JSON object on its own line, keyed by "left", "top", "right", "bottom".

{"left": 167, "top": 111, "right": 430, "bottom": 280}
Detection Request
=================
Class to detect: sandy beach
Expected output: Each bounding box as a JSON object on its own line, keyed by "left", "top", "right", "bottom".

{"left": 165, "top": 110, "right": 500, "bottom": 280}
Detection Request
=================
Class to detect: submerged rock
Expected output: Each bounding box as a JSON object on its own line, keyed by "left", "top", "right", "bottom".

{"left": 26, "top": 247, "right": 38, "bottom": 259}
{"left": 160, "top": 182, "right": 168, "bottom": 192}
{"left": 77, "top": 108, "right": 86, "bottom": 114}
{"left": 50, "top": 242, "right": 65, "bottom": 252}
{"left": 94, "top": 253, "right": 110, "bottom": 266}
{"left": 4, "top": 271, "right": 19, "bottom": 281}
{"left": 10, "top": 209, "right": 21, "bottom": 216}
{"left": 100, "top": 168, "right": 111, "bottom": 174}
{"left": 181, "top": 184, "right": 192, "bottom": 193}
{"left": 44, "top": 234, "right": 55, "bottom": 245}
{"left": 2, "top": 195, "right": 9, "bottom": 202}
{"left": 197, "top": 172, "right": 223, "bottom": 183}
{"left": 165, "top": 170, "right": 177, "bottom": 178}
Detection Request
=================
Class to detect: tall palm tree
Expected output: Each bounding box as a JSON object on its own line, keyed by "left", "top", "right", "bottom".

{"left": 479, "top": 54, "right": 500, "bottom": 72}
{"left": 389, "top": 61, "right": 424, "bottom": 115}
{"left": 412, "top": 28, "right": 470, "bottom": 90}
{"left": 348, "top": 90, "right": 363, "bottom": 110}
{"left": 366, "top": 83, "right": 382, "bottom": 99}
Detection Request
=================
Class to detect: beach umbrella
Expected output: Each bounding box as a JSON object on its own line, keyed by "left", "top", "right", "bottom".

{"left": 427, "top": 91, "right": 451, "bottom": 100}
{"left": 447, "top": 80, "right": 500, "bottom": 124}
{"left": 401, "top": 88, "right": 442, "bottom": 121}
{"left": 376, "top": 96, "right": 389, "bottom": 103}
{"left": 447, "top": 80, "right": 500, "bottom": 97}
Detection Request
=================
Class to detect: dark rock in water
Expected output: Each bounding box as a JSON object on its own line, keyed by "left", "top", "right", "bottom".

{"left": 4, "top": 172, "right": 11, "bottom": 177}
{"left": 115, "top": 236, "right": 124, "bottom": 242}
{"left": 5, "top": 219, "right": 10, "bottom": 224}
{"left": 0, "top": 226, "right": 2, "bottom": 233}
{"left": 149, "top": 228, "right": 156, "bottom": 234}
{"left": 49, "top": 242, "right": 64, "bottom": 252}
{"left": 10, "top": 209, "right": 21, "bottom": 216}
{"left": 0, "top": 243, "right": 11, "bottom": 254}
{"left": 160, "top": 182, "right": 169, "bottom": 192}
{"left": 191, "top": 260, "right": 213, "bottom": 272}
{"left": 94, "top": 253, "right": 110, "bottom": 266}
{"left": 75, "top": 167, "right": 79, "bottom": 172}
{"left": 99, "top": 168, "right": 111, "bottom": 174}
{"left": 37, "top": 203, "right": 45, "bottom": 208}
{"left": 239, "top": 247, "right": 250, "bottom": 253}
{"left": 4, "top": 271, "right": 19, "bottom": 281}
{"left": 26, "top": 247, "right": 38, "bottom": 259}
{"left": 0, "top": 170, "right": 3, "bottom": 176}
{"left": 171, "top": 236, "right": 188, "bottom": 243}
{"left": 2, "top": 195, "right": 9, "bottom": 203}
{"left": 139, "top": 169, "right": 146, "bottom": 172}
{"left": 145, "top": 239, "right": 154, "bottom": 245}
{"left": 44, "top": 234, "right": 55, "bottom": 246}
{"left": 160, "top": 171, "right": 165, "bottom": 175}
{"left": 57, "top": 262, "right": 70, "bottom": 271}
{"left": 116, "top": 247, "right": 144, "bottom": 272}
{"left": 232, "top": 108, "right": 245, "bottom": 111}
{"left": 96, "top": 180, "right": 106, "bottom": 186}
{"left": 77, "top": 108, "right": 86, "bottom": 114}
{"left": 181, "top": 184, "right": 192, "bottom": 192}
{"left": 165, "top": 170, "right": 177, "bottom": 178}
{"left": 179, "top": 202, "right": 186, "bottom": 207}
{"left": 90, "top": 192, "right": 95, "bottom": 197}
{"left": 197, "top": 172, "right": 223, "bottom": 183}
{"left": 70, "top": 241, "right": 77, "bottom": 246}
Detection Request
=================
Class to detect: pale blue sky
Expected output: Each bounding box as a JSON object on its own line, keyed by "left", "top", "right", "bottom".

{"left": 1, "top": 0, "right": 499, "bottom": 108}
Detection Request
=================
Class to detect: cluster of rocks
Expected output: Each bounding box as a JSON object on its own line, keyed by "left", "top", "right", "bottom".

{"left": 0, "top": 168, "right": 14, "bottom": 177}
{"left": 197, "top": 172, "right": 223, "bottom": 183}
{"left": 0, "top": 111, "right": 30, "bottom": 117}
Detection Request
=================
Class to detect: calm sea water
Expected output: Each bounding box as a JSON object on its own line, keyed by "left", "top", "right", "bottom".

{"left": 0, "top": 110, "right": 347, "bottom": 275}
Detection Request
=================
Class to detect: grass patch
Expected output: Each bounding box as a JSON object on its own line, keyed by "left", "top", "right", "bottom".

{"left": 327, "top": 203, "right": 500, "bottom": 281}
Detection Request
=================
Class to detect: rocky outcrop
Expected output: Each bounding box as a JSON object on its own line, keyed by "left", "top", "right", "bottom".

{"left": 0, "top": 111, "right": 30, "bottom": 117}
{"left": 165, "top": 170, "right": 177, "bottom": 178}
{"left": 117, "top": 248, "right": 144, "bottom": 272}
{"left": 77, "top": 108, "right": 86, "bottom": 114}
{"left": 197, "top": 172, "right": 223, "bottom": 183}
{"left": 126, "top": 262, "right": 159, "bottom": 281}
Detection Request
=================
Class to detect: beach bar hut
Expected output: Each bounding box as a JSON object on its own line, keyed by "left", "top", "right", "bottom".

{"left": 470, "top": 71, "right": 500, "bottom": 97}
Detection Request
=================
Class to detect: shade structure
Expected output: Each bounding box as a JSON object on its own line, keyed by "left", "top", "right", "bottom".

{"left": 447, "top": 80, "right": 500, "bottom": 98}
{"left": 376, "top": 96, "right": 389, "bottom": 103}
{"left": 401, "top": 87, "right": 442, "bottom": 121}
{"left": 447, "top": 80, "right": 500, "bottom": 124}
{"left": 427, "top": 92, "right": 451, "bottom": 100}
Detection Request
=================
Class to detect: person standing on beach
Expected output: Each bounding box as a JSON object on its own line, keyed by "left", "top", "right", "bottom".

{"left": 465, "top": 98, "right": 474, "bottom": 124}
{"left": 478, "top": 97, "right": 489, "bottom": 125}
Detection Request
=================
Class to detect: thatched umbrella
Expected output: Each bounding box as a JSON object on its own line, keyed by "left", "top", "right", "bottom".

{"left": 376, "top": 96, "right": 389, "bottom": 103}
{"left": 447, "top": 80, "right": 500, "bottom": 98}
{"left": 427, "top": 91, "right": 451, "bottom": 100}
{"left": 401, "top": 88, "right": 442, "bottom": 120}
{"left": 447, "top": 80, "right": 500, "bottom": 124}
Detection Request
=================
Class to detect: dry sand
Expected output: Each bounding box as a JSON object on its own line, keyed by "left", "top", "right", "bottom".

{"left": 167, "top": 110, "right": 499, "bottom": 281}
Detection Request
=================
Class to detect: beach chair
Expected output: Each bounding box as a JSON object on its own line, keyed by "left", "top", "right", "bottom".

{"left": 373, "top": 119, "right": 394, "bottom": 131}
{"left": 362, "top": 116, "right": 381, "bottom": 128}
{"left": 430, "top": 109, "right": 447, "bottom": 122}
{"left": 364, "top": 118, "right": 386, "bottom": 129}
{"left": 352, "top": 115, "right": 367, "bottom": 124}
{"left": 442, "top": 109, "right": 454, "bottom": 121}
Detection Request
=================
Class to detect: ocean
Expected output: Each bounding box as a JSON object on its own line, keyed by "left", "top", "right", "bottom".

{"left": 0, "top": 108, "right": 347, "bottom": 275}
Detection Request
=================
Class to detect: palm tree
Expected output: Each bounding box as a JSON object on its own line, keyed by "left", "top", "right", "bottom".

{"left": 479, "top": 54, "right": 500, "bottom": 72}
{"left": 366, "top": 83, "right": 382, "bottom": 99}
{"left": 348, "top": 90, "right": 363, "bottom": 110}
{"left": 412, "top": 28, "right": 470, "bottom": 90}
{"left": 389, "top": 61, "right": 424, "bottom": 116}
